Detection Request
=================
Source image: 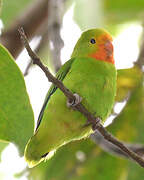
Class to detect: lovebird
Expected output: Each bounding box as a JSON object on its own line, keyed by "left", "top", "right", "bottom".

{"left": 25, "top": 29, "right": 117, "bottom": 168}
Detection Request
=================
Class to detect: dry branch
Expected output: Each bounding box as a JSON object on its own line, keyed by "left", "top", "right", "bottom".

{"left": 19, "top": 27, "right": 144, "bottom": 168}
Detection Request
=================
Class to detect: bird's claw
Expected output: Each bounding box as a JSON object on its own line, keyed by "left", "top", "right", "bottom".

{"left": 67, "top": 93, "right": 82, "bottom": 108}
{"left": 91, "top": 117, "right": 101, "bottom": 130}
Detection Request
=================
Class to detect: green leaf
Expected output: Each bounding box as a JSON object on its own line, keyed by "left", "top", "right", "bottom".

{"left": 0, "top": 0, "right": 2, "bottom": 15}
{"left": 116, "top": 66, "right": 142, "bottom": 102}
{"left": 1, "top": 0, "right": 33, "bottom": 27}
{"left": 0, "top": 141, "right": 8, "bottom": 161}
{"left": 104, "top": 0, "right": 144, "bottom": 24}
{"left": 0, "top": 44, "right": 34, "bottom": 155}
{"left": 108, "top": 69, "right": 144, "bottom": 143}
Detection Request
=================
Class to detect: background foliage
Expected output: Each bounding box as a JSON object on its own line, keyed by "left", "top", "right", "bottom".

{"left": 0, "top": 0, "right": 144, "bottom": 179}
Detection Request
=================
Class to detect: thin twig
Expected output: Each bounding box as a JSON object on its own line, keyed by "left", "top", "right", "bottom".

{"left": 96, "top": 124, "right": 144, "bottom": 166}
{"left": 18, "top": 27, "right": 76, "bottom": 102}
{"left": 19, "top": 27, "right": 144, "bottom": 168}
{"left": 90, "top": 131, "right": 144, "bottom": 158}
{"left": 24, "top": 29, "right": 48, "bottom": 76}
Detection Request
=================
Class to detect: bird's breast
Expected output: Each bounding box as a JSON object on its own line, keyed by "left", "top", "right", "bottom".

{"left": 63, "top": 57, "right": 116, "bottom": 121}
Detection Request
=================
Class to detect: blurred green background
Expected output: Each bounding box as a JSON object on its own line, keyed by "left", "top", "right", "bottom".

{"left": 0, "top": 0, "right": 144, "bottom": 179}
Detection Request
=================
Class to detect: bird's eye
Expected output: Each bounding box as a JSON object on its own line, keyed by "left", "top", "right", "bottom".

{"left": 90, "top": 39, "right": 96, "bottom": 44}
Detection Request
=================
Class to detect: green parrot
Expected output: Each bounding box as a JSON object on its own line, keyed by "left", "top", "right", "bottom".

{"left": 24, "top": 29, "right": 117, "bottom": 168}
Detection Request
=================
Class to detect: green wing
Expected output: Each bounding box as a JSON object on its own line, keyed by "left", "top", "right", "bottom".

{"left": 36, "top": 59, "right": 75, "bottom": 130}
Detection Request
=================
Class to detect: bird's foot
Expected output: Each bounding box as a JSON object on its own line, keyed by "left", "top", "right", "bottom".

{"left": 67, "top": 93, "right": 82, "bottom": 109}
{"left": 84, "top": 117, "right": 101, "bottom": 131}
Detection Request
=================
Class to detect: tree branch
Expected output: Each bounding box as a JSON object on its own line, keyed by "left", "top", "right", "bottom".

{"left": 48, "top": 0, "right": 65, "bottom": 73}
{"left": 91, "top": 131, "right": 144, "bottom": 158}
{"left": 24, "top": 0, "right": 65, "bottom": 76}
{"left": 19, "top": 27, "right": 144, "bottom": 168}
{"left": 24, "top": 29, "right": 48, "bottom": 76}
